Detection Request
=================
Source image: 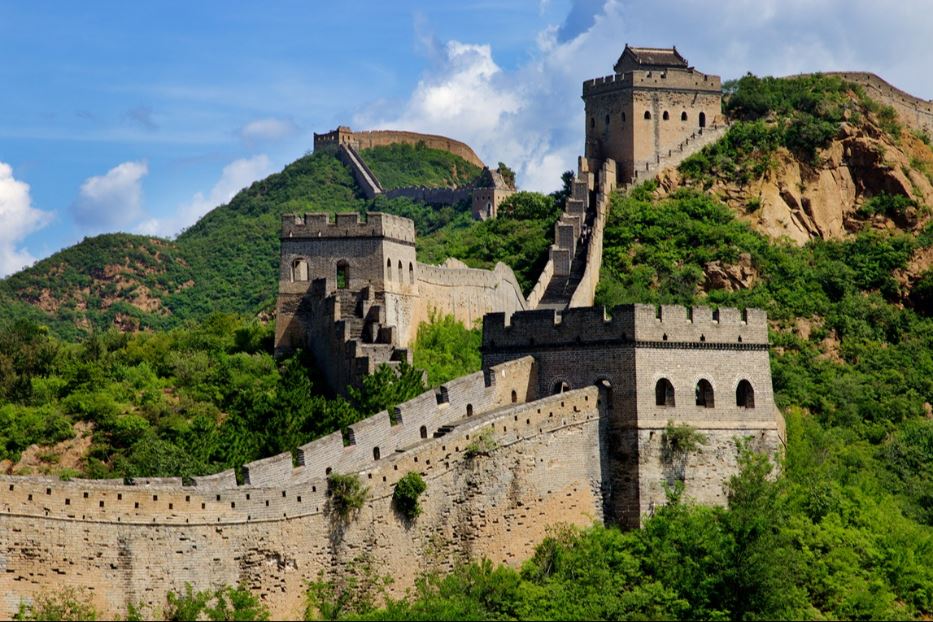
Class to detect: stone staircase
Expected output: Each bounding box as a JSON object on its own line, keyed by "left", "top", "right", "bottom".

{"left": 629, "top": 123, "right": 730, "bottom": 185}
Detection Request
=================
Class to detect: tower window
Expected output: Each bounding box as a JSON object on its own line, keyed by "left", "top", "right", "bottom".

{"left": 662, "top": 111, "right": 670, "bottom": 121}
{"left": 605, "top": 114, "right": 610, "bottom": 126}
{"left": 681, "top": 111, "right": 688, "bottom": 121}
{"left": 655, "top": 378, "right": 675, "bottom": 407}
{"left": 291, "top": 258, "right": 308, "bottom": 282}
{"left": 590, "top": 117, "right": 595, "bottom": 129}
{"left": 644, "top": 111, "right": 651, "bottom": 120}
{"left": 336, "top": 260, "right": 349, "bottom": 289}
{"left": 386, "top": 258, "right": 392, "bottom": 281}
{"left": 409, "top": 262, "right": 415, "bottom": 284}
{"left": 699, "top": 111, "right": 707, "bottom": 128}
{"left": 621, "top": 112, "right": 626, "bottom": 122}
{"left": 736, "top": 380, "right": 755, "bottom": 409}
{"left": 695, "top": 379, "right": 714, "bottom": 408}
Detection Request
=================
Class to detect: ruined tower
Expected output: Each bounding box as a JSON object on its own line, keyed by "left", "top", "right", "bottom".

{"left": 582, "top": 45, "right": 722, "bottom": 184}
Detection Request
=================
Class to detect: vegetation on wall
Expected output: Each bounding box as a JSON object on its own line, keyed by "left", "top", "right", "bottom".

{"left": 392, "top": 471, "right": 427, "bottom": 521}
{"left": 358, "top": 143, "right": 482, "bottom": 190}
{"left": 411, "top": 312, "right": 482, "bottom": 387}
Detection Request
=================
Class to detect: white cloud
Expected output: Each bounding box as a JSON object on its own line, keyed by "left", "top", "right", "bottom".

{"left": 138, "top": 154, "right": 273, "bottom": 237}
{"left": 0, "top": 163, "right": 52, "bottom": 277}
{"left": 357, "top": 0, "right": 933, "bottom": 192}
{"left": 73, "top": 161, "right": 148, "bottom": 229}
{"left": 239, "top": 117, "right": 297, "bottom": 144}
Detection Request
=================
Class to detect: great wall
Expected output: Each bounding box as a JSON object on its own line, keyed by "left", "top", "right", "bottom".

{"left": 8, "top": 45, "right": 932, "bottom": 618}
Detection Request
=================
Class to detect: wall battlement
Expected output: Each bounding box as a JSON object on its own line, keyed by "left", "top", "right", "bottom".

{"left": 484, "top": 304, "right": 768, "bottom": 350}
{"left": 282, "top": 212, "right": 416, "bottom": 244}
{"left": 583, "top": 68, "right": 721, "bottom": 96}
{"left": 313, "top": 126, "right": 485, "bottom": 168}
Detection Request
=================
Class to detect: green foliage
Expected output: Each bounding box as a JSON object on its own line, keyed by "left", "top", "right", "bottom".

{"left": 15, "top": 587, "right": 97, "bottom": 621}
{"left": 0, "top": 314, "right": 372, "bottom": 478}
{"left": 661, "top": 421, "right": 707, "bottom": 458}
{"left": 348, "top": 362, "right": 426, "bottom": 418}
{"left": 496, "top": 161, "right": 516, "bottom": 189}
{"left": 463, "top": 428, "right": 496, "bottom": 459}
{"left": 683, "top": 73, "right": 903, "bottom": 185}
{"left": 415, "top": 191, "right": 561, "bottom": 294}
{"left": 393, "top": 471, "right": 427, "bottom": 521}
{"left": 164, "top": 583, "right": 269, "bottom": 621}
{"left": 411, "top": 313, "right": 481, "bottom": 387}
{"left": 305, "top": 555, "right": 392, "bottom": 621}
{"left": 327, "top": 473, "right": 369, "bottom": 522}
{"left": 858, "top": 192, "right": 917, "bottom": 219}
{"left": 358, "top": 143, "right": 481, "bottom": 190}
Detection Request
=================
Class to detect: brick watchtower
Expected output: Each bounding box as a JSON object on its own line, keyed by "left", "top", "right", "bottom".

{"left": 582, "top": 45, "right": 722, "bottom": 184}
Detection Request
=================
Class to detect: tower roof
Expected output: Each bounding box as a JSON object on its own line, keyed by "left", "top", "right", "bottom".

{"left": 614, "top": 45, "right": 688, "bottom": 73}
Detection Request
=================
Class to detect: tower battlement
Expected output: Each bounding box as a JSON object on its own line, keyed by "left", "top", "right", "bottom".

{"left": 282, "top": 212, "right": 416, "bottom": 244}
{"left": 483, "top": 304, "right": 768, "bottom": 350}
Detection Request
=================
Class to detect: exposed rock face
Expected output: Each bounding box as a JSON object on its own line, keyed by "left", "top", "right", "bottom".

{"left": 658, "top": 120, "right": 933, "bottom": 246}
{"left": 704, "top": 252, "right": 758, "bottom": 291}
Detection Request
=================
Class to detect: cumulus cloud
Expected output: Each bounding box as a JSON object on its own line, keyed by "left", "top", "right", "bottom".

{"left": 138, "top": 154, "right": 273, "bottom": 237}
{"left": 239, "top": 117, "right": 298, "bottom": 144}
{"left": 72, "top": 161, "right": 148, "bottom": 229}
{"left": 358, "top": 0, "right": 933, "bottom": 192}
{"left": 0, "top": 163, "right": 51, "bottom": 277}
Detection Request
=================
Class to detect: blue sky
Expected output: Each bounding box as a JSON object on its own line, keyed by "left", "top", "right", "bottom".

{"left": 2, "top": 0, "right": 932, "bottom": 277}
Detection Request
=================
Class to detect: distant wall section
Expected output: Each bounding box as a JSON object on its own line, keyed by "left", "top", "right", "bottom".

{"left": 315, "top": 126, "right": 485, "bottom": 168}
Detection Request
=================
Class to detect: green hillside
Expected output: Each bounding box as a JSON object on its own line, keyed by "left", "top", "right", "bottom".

{"left": 358, "top": 142, "right": 482, "bottom": 189}
{"left": 0, "top": 146, "right": 554, "bottom": 337}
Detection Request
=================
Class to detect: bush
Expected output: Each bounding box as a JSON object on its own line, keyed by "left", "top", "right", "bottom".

{"left": 464, "top": 428, "right": 497, "bottom": 459}
{"left": 327, "top": 473, "right": 369, "bottom": 521}
{"left": 164, "top": 583, "right": 269, "bottom": 621}
{"left": 393, "top": 471, "right": 427, "bottom": 521}
{"left": 14, "top": 587, "right": 97, "bottom": 621}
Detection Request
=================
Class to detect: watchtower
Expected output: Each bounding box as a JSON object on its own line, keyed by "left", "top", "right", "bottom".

{"left": 582, "top": 45, "right": 722, "bottom": 184}
{"left": 481, "top": 304, "right": 782, "bottom": 527}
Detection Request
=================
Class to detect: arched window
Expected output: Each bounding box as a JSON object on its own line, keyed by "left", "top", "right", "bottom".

{"left": 695, "top": 379, "right": 714, "bottom": 408}
{"left": 590, "top": 117, "right": 595, "bottom": 129}
{"left": 397, "top": 260, "right": 403, "bottom": 282}
{"left": 466, "top": 404, "right": 474, "bottom": 417}
{"left": 511, "top": 389, "right": 517, "bottom": 403}
{"left": 336, "top": 260, "right": 349, "bottom": 289}
{"left": 621, "top": 112, "right": 626, "bottom": 122}
{"left": 420, "top": 425, "right": 428, "bottom": 439}
{"left": 373, "top": 447, "right": 380, "bottom": 460}
{"left": 644, "top": 110, "right": 651, "bottom": 120}
{"left": 736, "top": 380, "right": 755, "bottom": 409}
{"left": 605, "top": 114, "right": 610, "bottom": 126}
{"left": 681, "top": 111, "right": 688, "bottom": 121}
{"left": 699, "top": 111, "right": 707, "bottom": 128}
{"left": 409, "top": 262, "right": 415, "bottom": 284}
{"left": 386, "top": 258, "right": 392, "bottom": 281}
{"left": 662, "top": 111, "right": 670, "bottom": 121}
{"left": 552, "top": 381, "right": 570, "bottom": 395}
{"left": 291, "top": 258, "right": 308, "bottom": 282}
{"left": 655, "top": 378, "right": 675, "bottom": 407}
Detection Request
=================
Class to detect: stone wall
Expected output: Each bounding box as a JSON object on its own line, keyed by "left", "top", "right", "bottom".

{"left": 818, "top": 72, "right": 933, "bottom": 136}
{"left": 315, "top": 127, "right": 485, "bottom": 168}
{"left": 482, "top": 303, "right": 782, "bottom": 528}
{"left": 384, "top": 186, "right": 472, "bottom": 205}
{"left": 0, "top": 372, "right": 607, "bottom": 620}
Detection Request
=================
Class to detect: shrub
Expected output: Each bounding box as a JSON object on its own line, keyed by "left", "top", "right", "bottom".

{"left": 464, "top": 428, "right": 497, "bottom": 459}
{"left": 14, "top": 587, "right": 97, "bottom": 621}
{"left": 164, "top": 583, "right": 269, "bottom": 621}
{"left": 858, "top": 192, "right": 917, "bottom": 219}
{"left": 661, "top": 421, "right": 707, "bottom": 462}
{"left": 327, "top": 473, "right": 369, "bottom": 521}
{"left": 393, "top": 471, "right": 427, "bottom": 521}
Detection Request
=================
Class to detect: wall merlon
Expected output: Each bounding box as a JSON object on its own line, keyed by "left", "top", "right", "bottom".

{"left": 191, "top": 470, "right": 238, "bottom": 490}
{"left": 242, "top": 453, "right": 294, "bottom": 487}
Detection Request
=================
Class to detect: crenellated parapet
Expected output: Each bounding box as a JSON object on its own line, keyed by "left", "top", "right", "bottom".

{"left": 484, "top": 304, "right": 768, "bottom": 351}
{"left": 583, "top": 69, "right": 721, "bottom": 97}
{"left": 282, "top": 212, "right": 416, "bottom": 245}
